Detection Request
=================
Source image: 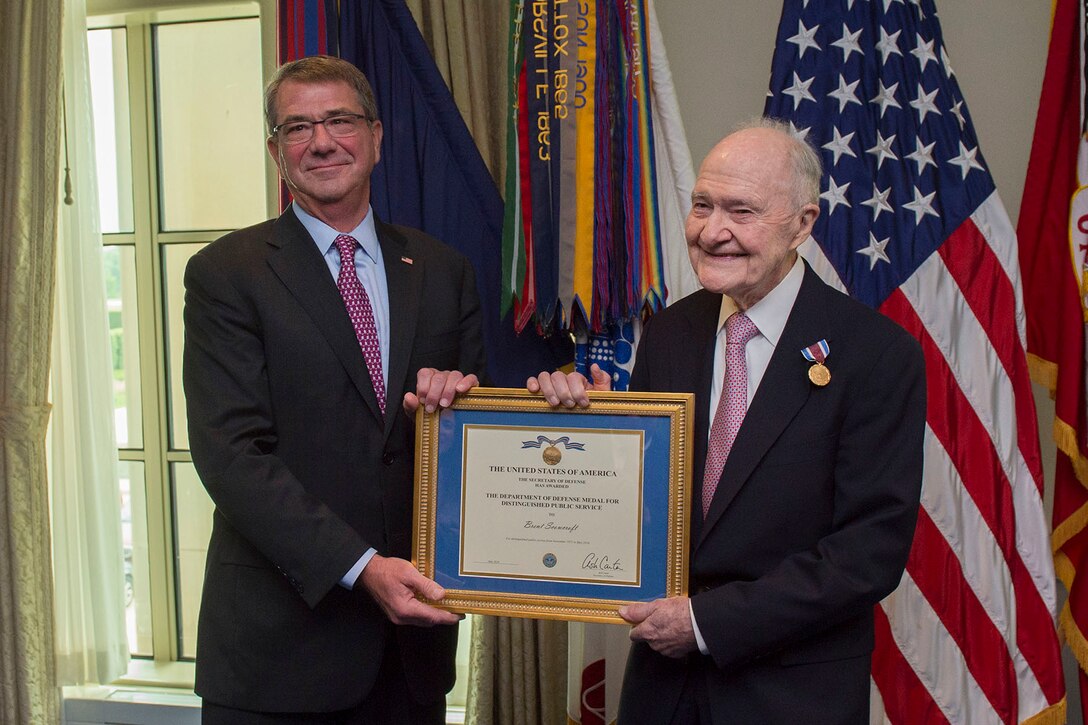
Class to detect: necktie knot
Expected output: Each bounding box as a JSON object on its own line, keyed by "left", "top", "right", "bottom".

{"left": 726, "top": 312, "right": 759, "bottom": 347}
{"left": 334, "top": 233, "right": 358, "bottom": 262}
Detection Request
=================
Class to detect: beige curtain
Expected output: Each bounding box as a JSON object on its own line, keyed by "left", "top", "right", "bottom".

{"left": 0, "top": 1, "right": 65, "bottom": 723}
{"left": 404, "top": 4, "right": 567, "bottom": 722}
{"left": 465, "top": 615, "right": 569, "bottom": 725}
{"left": 405, "top": 0, "right": 509, "bottom": 186}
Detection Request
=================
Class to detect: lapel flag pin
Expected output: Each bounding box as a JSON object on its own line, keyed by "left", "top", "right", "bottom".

{"left": 401, "top": 256, "right": 414, "bottom": 265}
{"left": 801, "top": 339, "right": 831, "bottom": 387}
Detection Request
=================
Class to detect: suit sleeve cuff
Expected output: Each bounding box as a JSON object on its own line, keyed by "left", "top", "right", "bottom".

{"left": 340, "top": 547, "right": 377, "bottom": 590}
{"left": 690, "top": 598, "right": 709, "bottom": 655}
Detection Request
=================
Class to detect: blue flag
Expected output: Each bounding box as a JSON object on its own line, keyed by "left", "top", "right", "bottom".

{"left": 338, "top": 0, "right": 570, "bottom": 385}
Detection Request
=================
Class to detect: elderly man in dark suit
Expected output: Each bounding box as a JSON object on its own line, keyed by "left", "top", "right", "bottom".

{"left": 533, "top": 119, "right": 926, "bottom": 723}
{"left": 183, "top": 55, "right": 484, "bottom": 724}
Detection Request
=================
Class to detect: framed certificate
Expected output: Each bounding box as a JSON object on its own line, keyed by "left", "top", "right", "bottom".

{"left": 413, "top": 387, "right": 693, "bottom": 624}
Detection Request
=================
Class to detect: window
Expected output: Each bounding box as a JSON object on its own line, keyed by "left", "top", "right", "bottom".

{"left": 87, "top": 1, "right": 275, "bottom": 670}
{"left": 86, "top": 3, "right": 471, "bottom": 711}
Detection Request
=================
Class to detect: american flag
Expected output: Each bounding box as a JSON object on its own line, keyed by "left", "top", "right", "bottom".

{"left": 764, "top": 1, "right": 1065, "bottom": 722}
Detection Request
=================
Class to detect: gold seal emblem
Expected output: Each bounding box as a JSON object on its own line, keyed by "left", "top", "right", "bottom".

{"left": 808, "top": 362, "right": 831, "bottom": 387}
{"left": 542, "top": 445, "right": 562, "bottom": 465}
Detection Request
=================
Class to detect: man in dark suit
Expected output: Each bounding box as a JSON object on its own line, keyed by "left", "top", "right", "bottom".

{"left": 183, "top": 55, "right": 485, "bottom": 724}
{"left": 532, "top": 120, "right": 925, "bottom": 723}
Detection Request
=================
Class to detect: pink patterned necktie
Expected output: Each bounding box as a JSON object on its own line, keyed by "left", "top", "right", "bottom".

{"left": 334, "top": 234, "right": 385, "bottom": 415}
{"left": 702, "top": 312, "right": 759, "bottom": 517}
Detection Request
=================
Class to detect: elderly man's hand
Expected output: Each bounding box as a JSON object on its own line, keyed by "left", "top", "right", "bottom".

{"left": 403, "top": 368, "right": 479, "bottom": 417}
{"left": 618, "top": 597, "right": 698, "bottom": 659}
{"left": 527, "top": 363, "right": 612, "bottom": 408}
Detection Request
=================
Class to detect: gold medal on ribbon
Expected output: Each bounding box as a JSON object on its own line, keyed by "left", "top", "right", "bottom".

{"left": 802, "top": 340, "right": 832, "bottom": 387}
{"left": 808, "top": 362, "right": 831, "bottom": 387}
{"left": 542, "top": 445, "right": 562, "bottom": 465}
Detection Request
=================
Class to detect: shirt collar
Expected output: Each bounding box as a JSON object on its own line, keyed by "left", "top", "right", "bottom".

{"left": 716, "top": 255, "right": 805, "bottom": 347}
{"left": 291, "top": 202, "right": 381, "bottom": 264}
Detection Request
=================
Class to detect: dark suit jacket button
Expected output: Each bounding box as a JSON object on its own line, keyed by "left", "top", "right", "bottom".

{"left": 382, "top": 452, "right": 395, "bottom": 465}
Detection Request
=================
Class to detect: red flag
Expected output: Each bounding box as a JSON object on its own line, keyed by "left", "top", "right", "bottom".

{"left": 1019, "top": 0, "right": 1088, "bottom": 721}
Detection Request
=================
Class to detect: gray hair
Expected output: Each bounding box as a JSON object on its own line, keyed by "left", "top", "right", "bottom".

{"left": 264, "top": 55, "right": 379, "bottom": 133}
{"left": 732, "top": 117, "right": 822, "bottom": 207}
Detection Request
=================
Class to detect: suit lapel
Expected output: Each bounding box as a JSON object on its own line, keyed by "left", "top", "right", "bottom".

{"left": 698, "top": 265, "right": 829, "bottom": 546}
{"left": 681, "top": 291, "right": 722, "bottom": 545}
{"left": 378, "top": 221, "right": 423, "bottom": 436}
{"left": 265, "top": 210, "right": 384, "bottom": 422}
{"left": 680, "top": 292, "right": 723, "bottom": 487}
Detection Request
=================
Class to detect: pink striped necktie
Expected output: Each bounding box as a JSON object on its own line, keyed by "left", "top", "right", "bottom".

{"left": 702, "top": 312, "right": 759, "bottom": 517}
{"left": 334, "top": 234, "right": 385, "bottom": 415}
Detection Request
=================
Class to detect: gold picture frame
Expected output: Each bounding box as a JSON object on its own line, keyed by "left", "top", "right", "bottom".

{"left": 413, "top": 387, "right": 693, "bottom": 624}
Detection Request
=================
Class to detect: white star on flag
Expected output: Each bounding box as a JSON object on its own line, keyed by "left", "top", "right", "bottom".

{"left": 832, "top": 24, "right": 863, "bottom": 61}
{"left": 909, "top": 84, "right": 941, "bottom": 123}
{"left": 906, "top": 139, "right": 938, "bottom": 174}
{"left": 820, "top": 177, "right": 852, "bottom": 215}
{"left": 903, "top": 186, "right": 940, "bottom": 224}
{"left": 828, "top": 75, "right": 862, "bottom": 113}
{"left": 941, "top": 44, "right": 955, "bottom": 77}
{"left": 950, "top": 99, "right": 966, "bottom": 128}
{"left": 866, "top": 132, "right": 899, "bottom": 169}
{"left": 875, "top": 26, "right": 903, "bottom": 65}
{"left": 822, "top": 127, "right": 857, "bottom": 165}
{"left": 787, "top": 20, "right": 821, "bottom": 58}
{"left": 862, "top": 184, "right": 894, "bottom": 220}
{"left": 856, "top": 231, "right": 891, "bottom": 269}
{"left": 870, "top": 80, "right": 901, "bottom": 117}
{"left": 948, "top": 141, "right": 984, "bottom": 179}
{"left": 911, "top": 33, "right": 938, "bottom": 70}
{"left": 783, "top": 72, "right": 816, "bottom": 109}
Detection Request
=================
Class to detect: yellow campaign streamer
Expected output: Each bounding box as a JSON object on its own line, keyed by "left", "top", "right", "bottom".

{"left": 571, "top": 2, "right": 596, "bottom": 322}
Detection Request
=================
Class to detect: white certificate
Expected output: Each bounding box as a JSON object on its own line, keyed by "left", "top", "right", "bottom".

{"left": 459, "top": 425, "right": 644, "bottom": 586}
{"left": 413, "top": 387, "right": 692, "bottom": 624}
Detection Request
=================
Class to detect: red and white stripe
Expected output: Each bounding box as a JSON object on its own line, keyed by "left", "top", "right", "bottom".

{"left": 804, "top": 191, "right": 1063, "bottom": 723}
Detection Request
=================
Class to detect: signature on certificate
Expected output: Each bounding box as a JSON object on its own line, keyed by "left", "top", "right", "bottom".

{"left": 582, "top": 552, "right": 624, "bottom": 572}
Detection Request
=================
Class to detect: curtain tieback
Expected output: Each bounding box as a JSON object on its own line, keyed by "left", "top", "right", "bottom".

{"left": 0, "top": 404, "right": 53, "bottom": 440}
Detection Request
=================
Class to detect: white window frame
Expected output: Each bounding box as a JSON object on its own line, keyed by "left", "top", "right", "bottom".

{"left": 82, "top": 5, "right": 471, "bottom": 720}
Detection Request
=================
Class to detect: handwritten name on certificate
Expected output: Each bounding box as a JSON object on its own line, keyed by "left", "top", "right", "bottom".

{"left": 459, "top": 425, "right": 644, "bottom": 586}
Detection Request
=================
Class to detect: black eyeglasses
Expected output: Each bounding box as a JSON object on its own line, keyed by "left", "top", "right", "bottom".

{"left": 271, "top": 113, "right": 372, "bottom": 145}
